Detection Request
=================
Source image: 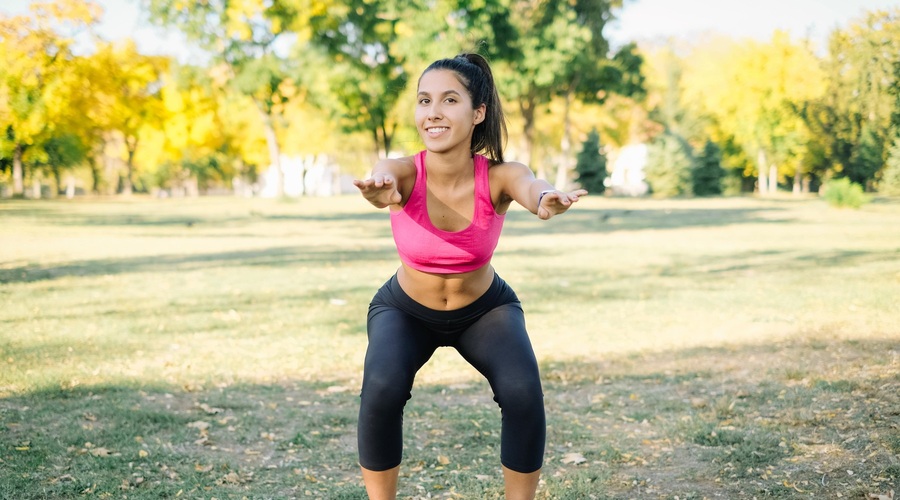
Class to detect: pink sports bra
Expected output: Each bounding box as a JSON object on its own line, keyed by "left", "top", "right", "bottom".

{"left": 390, "top": 151, "right": 505, "bottom": 274}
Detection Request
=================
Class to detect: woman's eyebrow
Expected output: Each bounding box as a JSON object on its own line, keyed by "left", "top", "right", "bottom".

{"left": 417, "top": 89, "right": 462, "bottom": 97}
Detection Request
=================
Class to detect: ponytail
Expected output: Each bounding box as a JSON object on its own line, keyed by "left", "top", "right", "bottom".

{"left": 421, "top": 53, "right": 507, "bottom": 164}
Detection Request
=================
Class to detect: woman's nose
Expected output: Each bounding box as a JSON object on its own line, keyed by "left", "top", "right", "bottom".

{"left": 427, "top": 103, "right": 442, "bottom": 119}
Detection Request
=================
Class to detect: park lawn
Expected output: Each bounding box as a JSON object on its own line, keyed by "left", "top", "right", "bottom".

{"left": 0, "top": 194, "right": 898, "bottom": 499}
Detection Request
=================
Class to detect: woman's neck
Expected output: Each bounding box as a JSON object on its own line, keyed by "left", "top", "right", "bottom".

{"left": 424, "top": 148, "right": 474, "bottom": 184}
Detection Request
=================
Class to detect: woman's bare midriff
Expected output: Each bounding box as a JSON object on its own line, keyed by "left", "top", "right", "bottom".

{"left": 396, "top": 263, "right": 495, "bottom": 311}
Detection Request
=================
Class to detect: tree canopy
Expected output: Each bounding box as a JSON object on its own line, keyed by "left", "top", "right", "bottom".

{"left": 1, "top": 1, "right": 899, "bottom": 198}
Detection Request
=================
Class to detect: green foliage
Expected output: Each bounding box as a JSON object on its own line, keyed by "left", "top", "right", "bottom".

{"left": 574, "top": 128, "right": 606, "bottom": 194}
{"left": 39, "top": 133, "right": 88, "bottom": 169}
{"left": 644, "top": 131, "right": 694, "bottom": 197}
{"left": 821, "top": 177, "right": 871, "bottom": 208}
{"left": 817, "top": 10, "right": 900, "bottom": 186}
{"left": 847, "top": 123, "right": 884, "bottom": 186}
{"left": 692, "top": 140, "right": 724, "bottom": 196}
{"left": 879, "top": 136, "right": 900, "bottom": 196}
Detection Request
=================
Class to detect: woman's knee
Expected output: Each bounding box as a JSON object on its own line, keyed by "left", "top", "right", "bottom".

{"left": 494, "top": 376, "right": 544, "bottom": 413}
{"left": 360, "top": 368, "right": 414, "bottom": 411}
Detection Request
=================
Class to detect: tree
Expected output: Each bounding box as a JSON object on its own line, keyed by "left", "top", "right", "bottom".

{"left": 135, "top": 64, "right": 239, "bottom": 194}
{"left": 0, "top": 0, "right": 101, "bottom": 196}
{"left": 644, "top": 131, "right": 694, "bottom": 197}
{"left": 89, "top": 40, "right": 167, "bottom": 194}
{"left": 574, "top": 128, "right": 606, "bottom": 194}
{"left": 495, "top": 0, "right": 632, "bottom": 179}
{"left": 307, "top": 0, "right": 412, "bottom": 159}
{"left": 143, "top": 0, "right": 313, "bottom": 197}
{"left": 683, "top": 32, "right": 825, "bottom": 195}
{"left": 879, "top": 135, "right": 900, "bottom": 196}
{"left": 816, "top": 10, "right": 900, "bottom": 188}
{"left": 553, "top": 0, "right": 645, "bottom": 189}
{"left": 692, "top": 140, "right": 724, "bottom": 196}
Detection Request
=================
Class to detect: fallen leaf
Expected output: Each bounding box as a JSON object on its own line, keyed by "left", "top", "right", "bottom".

{"left": 561, "top": 452, "right": 587, "bottom": 465}
{"left": 437, "top": 455, "right": 450, "bottom": 465}
{"left": 138, "top": 450, "right": 149, "bottom": 458}
{"left": 198, "top": 403, "right": 223, "bottom": 415}
{"left": 187, "top": 421, "right": 210, "bottom": 431}
{"left": 783, "top": 480, "right": 805, "bottom": 493}
{"left": 217, "top": 472, "right": 242, "bottom": 485}
{"left": 867, "top": 492, "right": 895, "bottom": 500}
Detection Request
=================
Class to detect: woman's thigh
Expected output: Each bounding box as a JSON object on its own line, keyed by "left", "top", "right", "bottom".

{"left": 453, "top": 303, "right": 541, "bottom": 390}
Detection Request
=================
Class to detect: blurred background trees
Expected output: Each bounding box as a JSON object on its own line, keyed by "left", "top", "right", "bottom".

{"left": 1, "top": 0, "right": 898, "bottom": 199}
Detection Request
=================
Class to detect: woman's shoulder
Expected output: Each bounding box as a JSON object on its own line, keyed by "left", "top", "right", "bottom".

{"left": 375, "top": 155, "right": 417, "bottom": 177}
{"left": 488, "top": 160, "right": 532, "bottom": 178}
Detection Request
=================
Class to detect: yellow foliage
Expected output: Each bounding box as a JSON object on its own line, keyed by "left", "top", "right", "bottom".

{"left": 681, "top": 32, "right": 826, "bottom": 176}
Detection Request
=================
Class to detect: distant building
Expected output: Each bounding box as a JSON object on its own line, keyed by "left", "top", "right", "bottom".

{"left": 606, "top": 143, "right": 649, "bottom": 197}
{"left": 256, "top": 155, "right": 355, "bottom": 197}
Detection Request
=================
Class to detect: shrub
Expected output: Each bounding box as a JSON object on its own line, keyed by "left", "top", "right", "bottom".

{"left": 820, "top": 177, "right": 870, "bottom": 209}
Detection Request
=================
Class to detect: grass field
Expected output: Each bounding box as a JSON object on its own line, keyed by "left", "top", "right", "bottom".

{"left": 1, "top": 194, "right": 898, "bottom": 499}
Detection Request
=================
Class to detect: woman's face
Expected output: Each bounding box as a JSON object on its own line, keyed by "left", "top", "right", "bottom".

{"left": 415, "top": 69, "right": 485, "bottom": 155}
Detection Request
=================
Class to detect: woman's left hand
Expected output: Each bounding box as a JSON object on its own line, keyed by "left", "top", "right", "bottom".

{"left": 538, "top": 189, "right": 588, "bottom": 220}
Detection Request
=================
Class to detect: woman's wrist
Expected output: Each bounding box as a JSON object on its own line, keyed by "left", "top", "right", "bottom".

{"left": 538, "top": 189, "right": 555, "bottom": 207}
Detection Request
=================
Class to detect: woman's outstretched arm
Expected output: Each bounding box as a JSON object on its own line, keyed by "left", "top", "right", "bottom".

{"left": 494, "top": 162, "right": 587, "bottom": 220}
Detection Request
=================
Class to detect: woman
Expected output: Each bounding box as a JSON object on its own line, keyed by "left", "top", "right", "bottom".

{"left": 353, "top": 53, "right": 587, "bottom": 500}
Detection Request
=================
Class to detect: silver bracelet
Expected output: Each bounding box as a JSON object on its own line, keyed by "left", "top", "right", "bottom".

{"left": 538, "top": 189, "right": 555, "bottom": 206}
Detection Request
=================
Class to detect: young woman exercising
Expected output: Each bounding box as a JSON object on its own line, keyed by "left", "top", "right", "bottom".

{"left": 353, "top": 53, "right": 587, "bottom": 500}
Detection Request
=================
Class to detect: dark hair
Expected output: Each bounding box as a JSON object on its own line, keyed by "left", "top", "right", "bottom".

{"left": 421, "top": 53, "right": 507, "bottom": 164}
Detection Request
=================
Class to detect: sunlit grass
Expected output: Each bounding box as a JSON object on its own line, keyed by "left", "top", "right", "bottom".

{"left": 1, "top": 194, "right": 898, "bottom": 498}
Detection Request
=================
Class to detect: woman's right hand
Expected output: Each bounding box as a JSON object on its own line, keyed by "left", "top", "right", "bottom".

{"left": 353, "top": 174, "right": 403, "bottom": 208}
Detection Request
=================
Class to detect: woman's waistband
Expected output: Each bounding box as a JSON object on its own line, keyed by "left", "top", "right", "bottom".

{"left": 370, "top": 272, "right": 520, "bottom": 326}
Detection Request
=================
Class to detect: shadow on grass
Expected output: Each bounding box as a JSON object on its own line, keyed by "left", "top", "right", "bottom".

{"left": 0, "top": 245, "right": 398, "bottom": 284}
{"left": 1, "top": 337, "right": 897, "bottom": 499}
{"left": 503, "top": 205, "right": 793, "bottom": 235}
{"left": 0, "top": 200, "right": 391, "bottom": 228}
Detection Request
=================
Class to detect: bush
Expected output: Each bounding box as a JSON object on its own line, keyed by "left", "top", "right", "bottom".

{"left": 820, "top": 177, "right": 870, "bottom": 209}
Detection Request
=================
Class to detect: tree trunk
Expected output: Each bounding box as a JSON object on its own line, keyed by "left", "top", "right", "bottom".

{"left": 257, "top": 106, "right": 284, "bottom": 198}
{"left": 13, "top": 143, "right": 24, "bottom": 196}
{"left": 123, "top": 137, "right": 137, "bottom": 196}
{"left": 519, "top": 98, "right": 536, "bottom": 176}
{"left": 32, "top": 173, "right": 42, "bottom": 199}
{"left": 768, "top": 164, "right": 778, "bottom": 195}
{"left": 53, "top": 166, "right": 62, "bottom": 197}
{"left": 372, "top": 128, "right": 382, "bottom": 160}
{"left": 793, "top": 170, "right": 802, "bottom": 195}
{"left": 756, "top": 149, "right": 768, "bottom": 195}
{"left": 555, "top": 89, "right": 573, "bottom": 191}
{"left": 66, "top": 174, "right": 76, "bottom": 199}
{"left": 89, "top": 156, "right": 102, "bottom": 194}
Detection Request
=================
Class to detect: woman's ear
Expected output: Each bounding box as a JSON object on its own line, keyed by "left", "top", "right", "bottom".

{"left": 474, "top": 103, "right": 486, "bottom": 125}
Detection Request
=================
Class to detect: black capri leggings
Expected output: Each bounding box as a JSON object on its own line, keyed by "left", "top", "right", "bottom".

{"left": 357, "top": 273, "right": 545, "bottom": 473}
